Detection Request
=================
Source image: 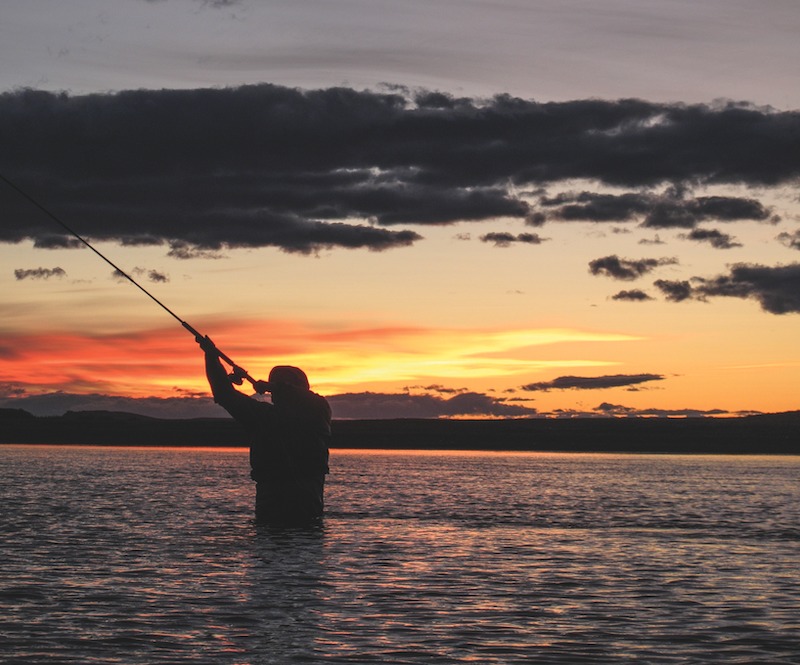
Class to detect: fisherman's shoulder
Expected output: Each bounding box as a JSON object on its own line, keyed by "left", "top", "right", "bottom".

{"left": 309, "top": 390, "right": 331, "bottom": 413}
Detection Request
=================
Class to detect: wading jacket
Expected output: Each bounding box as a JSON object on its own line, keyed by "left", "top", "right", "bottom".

{"left": 203, "top": 352, "right": 331, "bottom": 486}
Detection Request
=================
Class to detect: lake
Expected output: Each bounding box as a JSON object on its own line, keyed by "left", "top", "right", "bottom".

{"left": 2, "top": 445, "right": 799, "bottom": 664}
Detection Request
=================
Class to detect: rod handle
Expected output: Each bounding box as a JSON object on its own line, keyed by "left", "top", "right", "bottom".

{"left": 184, "top": 321, "right": 259, "bottom": 388}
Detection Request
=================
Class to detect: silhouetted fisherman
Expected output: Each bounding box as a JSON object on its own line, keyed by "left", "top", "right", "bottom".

{"left": 197, "top": 335, "right": 331, "bottom": 524}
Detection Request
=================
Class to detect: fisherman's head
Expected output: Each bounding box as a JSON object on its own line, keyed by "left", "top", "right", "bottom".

{"left": 268, "top": 365, "right": 309, "bottom": 392}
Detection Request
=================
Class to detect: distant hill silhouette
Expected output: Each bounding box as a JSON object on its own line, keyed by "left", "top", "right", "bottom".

{"left": 1, "top": 408, "right": 799, "bottom": 453}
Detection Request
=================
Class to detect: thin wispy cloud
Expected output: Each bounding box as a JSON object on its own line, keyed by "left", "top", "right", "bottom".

{"left": 611, "top": 289, "right": 653, "bottom": 302}
{"left": 14, "top": 267, "right": 67, "bottom": 280}
{"left": 777, "top": 231, "right": 800, "bottom": 251}
{"left": 680, "top": 228, "right": 742, "bottom": 249}
{"left": 589, "top": 256, "right": 678, "bottom": 281}
{"left": 594, "top": 402, "right": 731, "bottom": 418}
{"left": 480, "top": 232, "right": 548, "bottom": 247}
{"left": 112, "top": 267, "right": 170, "bottom": 283}
{"left": 521, "top": 374, "right": 665, "bottom": 392}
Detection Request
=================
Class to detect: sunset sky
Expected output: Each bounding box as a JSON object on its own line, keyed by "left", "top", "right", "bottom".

{"left": 2, "top": 0, "right": 799, "bottom": 419}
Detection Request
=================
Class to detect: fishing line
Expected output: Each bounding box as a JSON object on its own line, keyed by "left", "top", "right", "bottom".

{"left": 1, "top": 172, "right": 259, "bottom": 388}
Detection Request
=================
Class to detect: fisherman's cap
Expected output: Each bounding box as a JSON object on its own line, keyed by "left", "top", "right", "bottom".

{"left": 268, "top": 365, "right": 310, "bottom": 391}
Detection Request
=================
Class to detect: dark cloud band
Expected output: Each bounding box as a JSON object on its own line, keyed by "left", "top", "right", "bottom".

{"left": 2, "top": 85, "right": 797, "bottom": 254}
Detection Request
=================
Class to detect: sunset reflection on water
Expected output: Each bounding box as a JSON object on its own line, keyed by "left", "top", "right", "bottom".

{"left": 1, "top": 445, "right": 799, "bottom": 663}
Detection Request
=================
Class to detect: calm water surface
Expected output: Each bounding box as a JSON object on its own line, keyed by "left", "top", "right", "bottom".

{"left": 1, "top": 445, "right": 799, "bottom": 664}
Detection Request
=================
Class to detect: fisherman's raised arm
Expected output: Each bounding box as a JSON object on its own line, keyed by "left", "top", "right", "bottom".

{"left": 196, "top": 335, "right": 265, "bottom": 421}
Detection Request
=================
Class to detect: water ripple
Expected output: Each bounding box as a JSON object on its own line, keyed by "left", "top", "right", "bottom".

{"left": 1, "top": 446, "right": 799, "bottom": 664}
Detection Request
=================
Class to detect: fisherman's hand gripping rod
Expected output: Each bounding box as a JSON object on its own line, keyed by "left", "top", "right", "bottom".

{"left": 1, "top": 173, "right": 267, "bottom": 393}
{"left": 192, "top": 329, "right": 264, "bottom": 391}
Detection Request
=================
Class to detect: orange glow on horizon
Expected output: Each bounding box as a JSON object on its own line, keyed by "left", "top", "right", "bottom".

{"left": 4, "top": 311, "right": 798, "bottom": 414}
{"left": 0, "top": 319, "right": 641, "bottom": 399}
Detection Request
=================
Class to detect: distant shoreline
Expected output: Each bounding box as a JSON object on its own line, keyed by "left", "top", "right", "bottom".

{"left": 2, "top": 408, "right": 799, "bottom": 454}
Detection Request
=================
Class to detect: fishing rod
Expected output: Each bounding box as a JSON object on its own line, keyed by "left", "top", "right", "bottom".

{"left": 1, "top": 173, "right": 262, "bottom": 391}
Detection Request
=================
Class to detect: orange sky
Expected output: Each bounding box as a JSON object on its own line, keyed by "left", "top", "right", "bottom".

{"left": 3, "top": 218, "right": 799, "bottom": 418}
